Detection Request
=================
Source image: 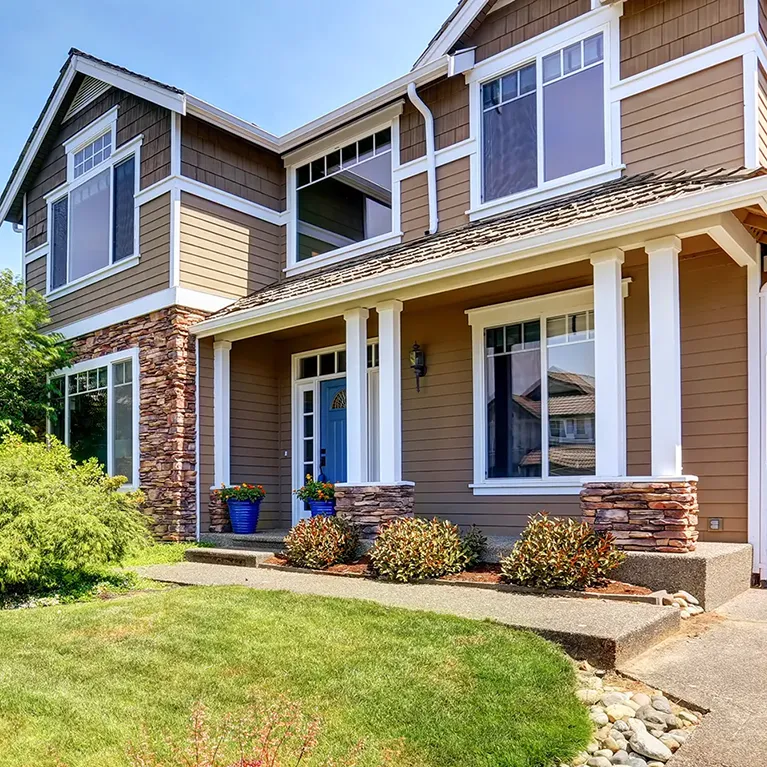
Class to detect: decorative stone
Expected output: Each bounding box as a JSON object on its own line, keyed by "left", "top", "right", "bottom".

{"left": 628, "top": 731, "right": 673, "bottom": 762}
{"left": 587, "top": 758, "right": 612, "bottom": 767}
{"left": 651, "top": 697, "right": 672, "bottom": 714}
{"left": 605, "top": 704, "right": 637, "bottom": 722}
{"left": 578, "top": 689, "right": 603, "bottom": 705}
{"left": 580, "top": 480, "right": 699, "bottom": 552}
{"left": 601, "top": 692, "right": 629, "bottom": 706}
{"left": 335, "top": 484, "right": 415, "bottom": 538}
{"left": 678, "top": 710, "right": 699, "bottom": 725}
{"left": 611, "top": 751, "right": 630, "bottom": 765}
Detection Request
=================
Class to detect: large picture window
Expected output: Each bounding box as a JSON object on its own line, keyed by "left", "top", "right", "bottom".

{"left": 481, "top": 33, "right": 605, "bottom": 203}
{"left": 49, "top": 110, "right": 140, "bottom": 293}
{"left": 294, "top": 129, "right": 393, "bottom": 263}
{"left": 49, "top": 350, "right": 139, "bottom": 487}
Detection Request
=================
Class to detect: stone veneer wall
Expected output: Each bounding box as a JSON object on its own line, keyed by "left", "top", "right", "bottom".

{"left": 72, "top": 306, "right": 207, "bottom": 540}
{"left": 335, "top": 484, "right": 415, "bottom": 538}
{"left": 580, "top": 480, "right": 699, "bottom": 553}
{"left": 209, "top": 494, "right": 230, "bottom": 533}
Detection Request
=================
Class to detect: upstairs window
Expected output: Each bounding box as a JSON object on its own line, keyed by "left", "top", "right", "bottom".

{"left": 482, "top": 33, "right": 605, "bottom": 203}
{"left": 295, "top": 129, "right": 393, "bottom": 262}
{"left": 49, "top": 109, "right": 140, "bottom": 293}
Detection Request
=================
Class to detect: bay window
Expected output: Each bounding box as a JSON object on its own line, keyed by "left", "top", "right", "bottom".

{"left": 481, "top": 32, "right": 606, "bottom": 203}
{"left": 48, "top": 108, "right": 140, "bottom": 293}
{"left": 469, "top": 290, "right": 599, "bottom": 492}
{"left": 49, "top": 350, "right": 139, "bottom": 487}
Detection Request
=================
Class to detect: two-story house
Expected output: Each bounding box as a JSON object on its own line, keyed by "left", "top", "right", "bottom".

{"left": 4, "top": 0, "right": 767, "bottom": 579}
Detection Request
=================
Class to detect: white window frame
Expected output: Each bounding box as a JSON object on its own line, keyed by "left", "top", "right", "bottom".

{"left": 48, "top": 347, "right": 140, "bottom": 489}
{"left": 284, "top": 104, "right": 403, "bottom": 277}
{"left": 465, "top": 7, "right": 623, "bottom": 221}
{"left": 45, "top": 106, "right": 143, "bottom": 298}
{"left": 467, "top": 283, "right": 627, "bottom": 495}
{"left": 290, "top": 341, "right": 380, "bottom": 524}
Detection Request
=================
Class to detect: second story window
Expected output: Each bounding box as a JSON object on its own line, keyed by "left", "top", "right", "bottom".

{"left": 482, "top": 33, "right": 605, "bottom": 203}
{"left": 295, "top": 128, "right": 393, "bottom": 262}
{"left": 48, "top": 108, "right": 140, "bottom": 293}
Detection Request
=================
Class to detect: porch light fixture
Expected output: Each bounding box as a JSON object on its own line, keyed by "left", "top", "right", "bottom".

{"left": 410, "top": 343, "right": 427, "bottom": 392}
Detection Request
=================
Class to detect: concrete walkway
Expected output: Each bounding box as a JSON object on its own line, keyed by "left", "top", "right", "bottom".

{"left": 137, "top": 561, "right": 678, "bottom": 667}
{"left": 620, "top": 589, "right": 767, "bottom": 767}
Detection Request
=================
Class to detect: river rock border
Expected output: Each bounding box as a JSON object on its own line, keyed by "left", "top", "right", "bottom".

{"left": 581, "top": 481, "right": 699, "bottom": 553}
{"left": 72, "top": 306, "right": 207, "bottom": 541}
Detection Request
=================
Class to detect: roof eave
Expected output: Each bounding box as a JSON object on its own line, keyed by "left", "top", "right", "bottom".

{"left": 190, "top": 175, "right": 767, "bottom": 339}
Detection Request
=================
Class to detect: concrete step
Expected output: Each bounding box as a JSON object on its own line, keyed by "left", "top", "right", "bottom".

{"left": 185, "top": 548, "right": 272, "bottom": 568}
{"left": 200, "top": 531, "right": 288, "bottom": 553}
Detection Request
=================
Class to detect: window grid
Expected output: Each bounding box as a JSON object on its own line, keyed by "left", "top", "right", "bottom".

{"left": 296, "top": 129, "right": 392, "bottom": 190}
{"left": 73, "top": 132, "right": 112, "bottom": 179}
{"left": 542, "top": 33, "right": 603, "bottom": 85}
{"left": 298, "top": 343, "right": 380, "bottom": 380}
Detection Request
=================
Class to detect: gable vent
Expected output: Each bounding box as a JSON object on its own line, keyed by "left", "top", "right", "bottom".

{"left": 63, "top": 76, "right": 111, "bottom": 122}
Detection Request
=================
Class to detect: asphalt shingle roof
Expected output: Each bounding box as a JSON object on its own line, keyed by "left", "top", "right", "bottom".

{"left": 210, "top": 167, "right": 760, "bottom": 321}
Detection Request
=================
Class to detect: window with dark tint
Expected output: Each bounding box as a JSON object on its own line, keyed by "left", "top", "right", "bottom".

{"left": 51, "top": 197, "right": 68, "bottom": 289}
{"left": 113, "top": 156, "right": 135, "bottom": 261}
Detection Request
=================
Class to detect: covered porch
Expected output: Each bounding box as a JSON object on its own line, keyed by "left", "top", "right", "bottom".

{"left": 192, "top": 170, "right": 767, "bottom": 575}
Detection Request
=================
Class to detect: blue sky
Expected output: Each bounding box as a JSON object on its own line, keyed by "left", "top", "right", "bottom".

{"left": 0, "top": 0, "right": 457, "bottom": 276}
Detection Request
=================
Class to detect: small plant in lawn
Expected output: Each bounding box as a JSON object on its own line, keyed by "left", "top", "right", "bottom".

{"left": 369, "top": 517, "right": 471, "bottom": 583}
{"left": 283, "top": 515, "right": 359, "bottom": 569}
{"left": 500, "top": 513, "right": 626, "bottom": 590}
{"left": 295, "top": 475, "right": 336, "bottom": 502}
{"left": 0, "top": 435, "right": 150, "bottom": 597}
{"left": 461, "top": 525, "right": 487, "bottom": 567}
{"left": 128, "top": 698, "right": 369, "bottom": 767}
{"left": 213, "top": 483, "right": 266, "bottom": 502}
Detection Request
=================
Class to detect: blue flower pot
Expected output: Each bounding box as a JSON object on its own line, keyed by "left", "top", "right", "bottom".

{"left": 309, "top": 500, "right": 335, "bottom": 517}
{"left": 227, "top": 499, "right": 261, "bottom": 534}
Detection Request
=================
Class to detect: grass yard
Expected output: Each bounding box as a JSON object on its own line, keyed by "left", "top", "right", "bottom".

{"left": 0, "top": 586, "right": 591, "bottom": 767}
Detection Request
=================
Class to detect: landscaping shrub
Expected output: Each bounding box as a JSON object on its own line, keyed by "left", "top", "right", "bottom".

{"left": 0, "top": 435, "right": 150, "bottom": 594}
{"left": 369, "top": 517, "right": 471, "bottom": 582}
{"left": 462, "top": 525, "right": 487, "bottom": 567}
{"left": 283, "top": 515, "right": 359, "bottom": 569}
{"left": 500, "top": 513, "right": 625, "bottom": 590}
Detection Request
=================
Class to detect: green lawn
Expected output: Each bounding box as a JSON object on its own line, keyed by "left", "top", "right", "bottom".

{"left": 0, "top": 587, "right": 591, "bottom": 767}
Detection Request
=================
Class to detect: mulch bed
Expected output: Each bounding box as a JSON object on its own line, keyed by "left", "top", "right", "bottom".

{"left": 263, "top": 556, "right": 651, "bottom": 594}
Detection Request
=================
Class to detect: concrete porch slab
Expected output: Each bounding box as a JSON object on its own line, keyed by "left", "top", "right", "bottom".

{"left": 137, "top": 561, "right": 681, "bottom": 668}
{"left": 612, "top": 542, "right": 753, "bottom": 610}
{"left": 200, "top": 530, "right": 289, "bottom": 552}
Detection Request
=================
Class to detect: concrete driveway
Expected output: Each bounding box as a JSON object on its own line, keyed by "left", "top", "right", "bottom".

{"left": 620, "top": 589, "right": 767, "bottom": 766}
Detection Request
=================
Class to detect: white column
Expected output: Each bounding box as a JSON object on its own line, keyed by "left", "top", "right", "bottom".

{"left": 590, "top": 248, "right": 627, "bottom": 477}
{"left": 213, "top": 339, "right": 232, "bottom": 487}
{"left": 344, "top": 308, "right": 369, "bottom": 483}
{"left": 377, "top": 300, "right": 403, "bottom": 483}
{"left": 646, "top": 236, "right": 683, "bottom": 477}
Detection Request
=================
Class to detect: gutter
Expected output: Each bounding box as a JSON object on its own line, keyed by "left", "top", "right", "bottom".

{"left": 406, "top": 83, "right": 439, "bottom": 235}
{"left": 190, "top": 176, "right": 767, "bottom": 339}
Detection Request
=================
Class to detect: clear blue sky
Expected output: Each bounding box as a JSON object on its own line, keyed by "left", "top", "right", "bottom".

{"left": 0, "top": 0, "right": 457, "bottom": 276}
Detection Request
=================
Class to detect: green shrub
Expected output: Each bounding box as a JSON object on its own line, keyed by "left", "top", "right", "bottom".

{"left": 0, "top": 435, "right": 150, "bottom": 594}
{"left": 283, "top": 515, "right": 359, "bottom": 569}
{"left": 369, "top": 517, "right": 471, "bottom": 583}
{"left": 500, "top": 513, "right": 625, "bottom": 590}
{"left": 462, "top": 525, "right": 487, "bottom": 567}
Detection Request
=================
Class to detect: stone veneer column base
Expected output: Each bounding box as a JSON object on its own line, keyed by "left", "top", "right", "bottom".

{"left": 334, "top": 484, "right": 415, "bottom": 538}
{"left": 581, "top": 480, "right": 699, "bottom": 553}
{"left": 209, "top": 493, "right": 231, "bottom": 533}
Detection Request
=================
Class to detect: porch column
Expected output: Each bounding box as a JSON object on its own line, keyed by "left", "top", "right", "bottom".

{"left": 376, "top": 300, "right": 403, "bottom": 483}
{"left": 646, "top": 236, "right": 683, "bottom": 477}
{"left": 344, "top": 307, "right": 369, "bottom": 483}
{"left": 213, "top": 339, "right": 231, "bottom": 487}
{"left": 590, "top": 248, "right": 627, "bottom": 476}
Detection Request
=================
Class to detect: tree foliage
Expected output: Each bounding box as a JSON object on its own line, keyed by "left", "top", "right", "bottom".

{"left": 0, "top": 269, "right": 73, "bottom": 437}
{"left": 0, "top": 435, "right": 150, "bottom": 593}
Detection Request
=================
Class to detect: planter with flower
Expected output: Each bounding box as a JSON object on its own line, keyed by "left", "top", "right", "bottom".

{"left": 214, "top": 483, "right": 267, "bottom": 534}
{"left": 295, "top": 476, "right": 336, "bottom": 516}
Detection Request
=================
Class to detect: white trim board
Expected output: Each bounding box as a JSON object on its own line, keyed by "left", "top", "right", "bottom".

{"left": 49, "top": 286, "right": 234, "bottom": 340}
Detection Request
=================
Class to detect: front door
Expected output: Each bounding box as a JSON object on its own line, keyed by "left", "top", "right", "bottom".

{"left": 319, "top": 378, "right": 347, "bottom": 484}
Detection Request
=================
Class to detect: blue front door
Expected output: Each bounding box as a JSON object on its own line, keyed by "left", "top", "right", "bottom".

{"left": 320, "top": 378, "right": 347, "bottom": 484}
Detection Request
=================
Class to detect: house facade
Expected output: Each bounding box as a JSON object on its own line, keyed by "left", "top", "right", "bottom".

{"left": 4, "top": 0, "right": 767, "bottom": 576}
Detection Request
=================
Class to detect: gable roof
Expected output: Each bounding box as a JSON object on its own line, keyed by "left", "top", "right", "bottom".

{"left": 413, "top": 0, "right": 490, "bottom": 69}
{"left": 200, "top": 168, "right": 761, "bottom": 328}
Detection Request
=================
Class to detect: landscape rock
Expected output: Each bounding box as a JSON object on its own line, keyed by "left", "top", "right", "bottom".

{"left": 601, "top": 692, "right": 628, "bottom": 707}
{"left": 651, "top": 697, "right": 672, "bottom": 714}
{"left": 635, "top": 706, "right": 668, "bottom": 729}
{"left": 611, "top": 750, "right": 630, "bottom": 765}
{"left": 587, "top": 758, "right": 612, "bottom": 767}
{"left": 578, "top": 689, "right": 603, "bottom": 705}
{"left": 612, "top": 720, "right": 630, "bottom": 733}
{"left": 605, "top": 704, "right": 637, "bottom": 722}
{"left": 659, "top": 735, "right": 680, "bottom": 752}
{"left": 678, "top": 710, "right": 699, "bottom": 725}
{"left": 626, "top": 757, "right": 648, "bottom": 767}
{"left": 673, "top": 590, "right": 699, "bottom": 605}
{"left": 629, "top": 731, "right": 673, "bottom": 762}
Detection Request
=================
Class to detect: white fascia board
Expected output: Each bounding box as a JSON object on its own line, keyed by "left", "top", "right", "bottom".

{"left": 413, "top": 0, "right": 488, "bottom": 69}
{"left": 191, "top": 175, "right": 767, "bottom": 339}
{"left": 185, "top": 96, "right": 280, "bottom": 152}
{"left": 72, "top": 55, "right": 186, "bottom": 114}
{"left": 708, "top": 212, "right": 760, "bottom": 266}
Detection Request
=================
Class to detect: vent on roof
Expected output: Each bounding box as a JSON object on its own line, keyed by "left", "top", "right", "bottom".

{"left": 63, "top": 76, "right": 111, "bottom": 122}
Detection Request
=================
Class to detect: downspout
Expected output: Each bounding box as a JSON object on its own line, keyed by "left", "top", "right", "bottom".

{"left": 406, "top": 82, "right": 438, "bottom": 235}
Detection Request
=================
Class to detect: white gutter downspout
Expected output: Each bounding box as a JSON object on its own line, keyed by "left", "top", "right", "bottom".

{"left": 406, "top": 82, "right": 438, "bottom": 235}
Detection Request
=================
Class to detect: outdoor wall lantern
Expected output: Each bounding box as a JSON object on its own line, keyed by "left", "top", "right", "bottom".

{"left": 410, "top": 343, "right": 427, "bottom": 392}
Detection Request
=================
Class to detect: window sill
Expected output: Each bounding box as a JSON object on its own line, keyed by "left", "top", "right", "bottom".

{"left": 468, "top": 165, "right": 624, "bottom": 223}
{"left": 470, "top": 479, "right": 591, "bottom": 496}
{"left": 285, "top": 232, "right": 403, "bottom": 277}
{"left": 46, "top": 254, "right": 140, "bottom": 300}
